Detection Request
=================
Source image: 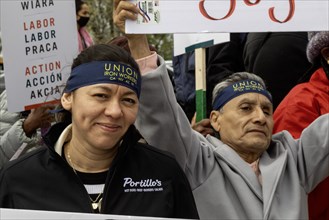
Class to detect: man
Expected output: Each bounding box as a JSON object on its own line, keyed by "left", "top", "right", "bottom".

{"left": 113, "top": 1, "right": 329, "bottom": 219}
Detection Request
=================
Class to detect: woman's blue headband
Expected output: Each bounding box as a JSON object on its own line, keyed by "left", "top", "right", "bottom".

{"left": 212, "top": 79, "right": 272, "bottom": 110}
{"left": 64, "top": 61, "right": 141, "bottom": 98}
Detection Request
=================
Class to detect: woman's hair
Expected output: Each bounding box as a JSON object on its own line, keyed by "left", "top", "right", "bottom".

{"left": 56, "top": 44, "right": 140, "bottom": 123}
{"left": 212, "top": 72, "right": 267, "bottom": 106}
{"left": 71, "top": 43, "right": 139, "bottom": 71}
{"left": 75, "top": 0, "right": 86, "bottom": 14}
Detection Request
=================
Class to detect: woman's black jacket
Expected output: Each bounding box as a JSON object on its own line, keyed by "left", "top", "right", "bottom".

{"left": 0, "top": 123, "right": 199, "bottom": 219}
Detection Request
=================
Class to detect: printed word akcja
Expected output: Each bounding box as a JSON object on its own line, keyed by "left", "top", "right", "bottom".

{"left": 199, "top": 0, "right": 295, "bottom": 23}
{"left": 29, "top": 86, "right": 61, "bottom": 100}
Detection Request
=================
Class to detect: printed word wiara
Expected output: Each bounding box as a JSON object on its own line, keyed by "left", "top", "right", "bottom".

{"left": 199, "top": 0, "right": 295, "bottom": 23}
{"left": 20, "top": 0, "right": 54, "bottom": 10}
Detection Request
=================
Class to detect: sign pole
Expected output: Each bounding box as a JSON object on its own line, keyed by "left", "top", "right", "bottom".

{"left": 195, "top": 47, "right": 207, "bottom": 122}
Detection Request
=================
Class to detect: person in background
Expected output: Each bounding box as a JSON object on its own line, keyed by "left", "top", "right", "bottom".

{"left": 0, "top": 89, "right": 55, "bottom": 168}
{"left": 75, "top": 0, "right": 94, "bottom": 52}
{"left": 0, "top": 30, "right": 55, "bottom": 167}
{"left": 0, "top": 33, "right": 3, "bottom": 71}
{"left": 273, "top": 31, "right": 329, "bottom": 220}
{"left": 0, "top": 43, "right": 199, "bottom": 219}
{"left": 114, "top": 1, "right": 329, "bottom": 219}
{"left": 243, "top": 32, "right": 311, "bottom": 110}
{"left": 173, "top": 34, "right": 246, "bottom": 138}
{"left": 173, "top": 34, "right": 246, "bottom": 122}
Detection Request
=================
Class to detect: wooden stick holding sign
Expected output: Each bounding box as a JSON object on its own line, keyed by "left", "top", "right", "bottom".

{"left": 177, "top": 34, "right": 230, "bottom": 123}
{"left": 195, "top": 48, "right": 207, "bottom": 123}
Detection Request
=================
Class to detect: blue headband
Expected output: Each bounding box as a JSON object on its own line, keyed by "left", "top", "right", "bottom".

{"left": 64, "top": 61, "right": 141, "bottom": 98}
{"left": 212, "top": 79, "right": 272, "bottom": 110}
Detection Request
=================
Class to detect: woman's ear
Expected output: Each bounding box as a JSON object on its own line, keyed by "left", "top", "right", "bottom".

{"left": 61, "top": 93, "right": 73, "bottom": 111}
{"left": 210, "top": 110, "right": 221, "bottom": 132}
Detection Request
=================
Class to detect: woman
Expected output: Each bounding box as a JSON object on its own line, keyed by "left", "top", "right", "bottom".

{"left": 0, "top": 44, "right": 199, "bottom": 219}
{"left": 75, "top": 0, "right": 94, "bottom": 52}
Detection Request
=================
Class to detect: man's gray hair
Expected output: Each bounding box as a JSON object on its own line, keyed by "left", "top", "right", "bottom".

{"left": 212, "top": 72, "right": 267, "bottom": 106}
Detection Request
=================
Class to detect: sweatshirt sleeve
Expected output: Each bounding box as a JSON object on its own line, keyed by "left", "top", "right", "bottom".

{"left": 0, "top": 91, "right": 41, "bottom": 167}
{"left": 296, "top": 113, "right": 329, "bottom": 192}
{"left": 0, "top": 118, "right": 40, "bottom": 167}
{"left": 135, "top": 55, "right": 217, "bottom": 190}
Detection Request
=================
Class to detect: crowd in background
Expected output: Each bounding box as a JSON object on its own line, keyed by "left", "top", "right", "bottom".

{"left": 0, "top": 0, "right": 328, "bottom": 219}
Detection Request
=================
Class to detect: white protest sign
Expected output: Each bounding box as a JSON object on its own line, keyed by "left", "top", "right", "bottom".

{"left": 0, "top": 208, "right": 185, "bottom": 220}
{"left": 126, "top": 0, "right": 329, "bottom": 34}
{"left": 0, "top": 0, "right": 79, "bottom": 112}
{"left": 174, "top": 33, "right": 230, "bottom": 56}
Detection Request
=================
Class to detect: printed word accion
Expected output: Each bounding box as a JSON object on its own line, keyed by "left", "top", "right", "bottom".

{"left": 199, "top": 0, "right": 295, "bottom": 23}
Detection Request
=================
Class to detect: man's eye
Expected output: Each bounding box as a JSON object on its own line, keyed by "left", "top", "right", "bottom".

{"left": 263, "top": 108, "right": 272, "bottom": 116}
{"left": 241, "top": 106, "right": 251, "bottom": 111}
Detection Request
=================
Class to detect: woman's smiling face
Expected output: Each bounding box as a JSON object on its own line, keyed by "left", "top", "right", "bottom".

{"left": 61, "top": 83, "right": 139, "bottom": 151}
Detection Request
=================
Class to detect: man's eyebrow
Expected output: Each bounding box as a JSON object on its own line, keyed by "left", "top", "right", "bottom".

{"left": 237, "top": 97, "right": 272, "bottom": 106}
{"left": 237, "top": 97, "right": 255, "bottom": 104}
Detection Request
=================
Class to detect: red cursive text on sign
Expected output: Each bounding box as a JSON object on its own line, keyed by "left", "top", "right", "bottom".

{"left": 199, "top": 0, "right": 295, "bottom": 23}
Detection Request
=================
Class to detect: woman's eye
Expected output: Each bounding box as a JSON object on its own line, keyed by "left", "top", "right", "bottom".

{"left": 123, "top": 98, "right": 136, "bottom": 104}
{"left": 94, "top": 93, "right": 108, "bottom": 99}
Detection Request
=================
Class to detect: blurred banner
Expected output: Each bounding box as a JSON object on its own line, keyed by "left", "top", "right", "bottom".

{"left": 0, "top": 208, "right": 189, "bottom": 220}
{"left": 126, "top": 0, "right": 329, "bottom": 34}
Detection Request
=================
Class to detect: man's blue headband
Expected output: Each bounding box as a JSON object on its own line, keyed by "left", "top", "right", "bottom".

{"left": 212, "top": 79, "right": 272, "bottom": 110}
{"left": 64, "top": 61, "right": 141, "bottom": 98}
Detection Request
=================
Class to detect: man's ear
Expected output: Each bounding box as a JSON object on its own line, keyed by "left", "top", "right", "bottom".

{"left": 321, "top": 47, "right": 329, "bottom": 64}
{"left": 210, "top": 110, "right": 221, "bottom": 132}
{"left": 61, "top": 93, "right": 73, "bottom": 111}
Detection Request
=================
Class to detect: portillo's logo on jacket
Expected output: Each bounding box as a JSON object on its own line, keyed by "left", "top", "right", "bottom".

{"left": 123, "top": 177, "right": 163, "bottom": 193}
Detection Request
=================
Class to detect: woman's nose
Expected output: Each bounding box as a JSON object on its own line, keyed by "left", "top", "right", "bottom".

{"left": 104, "top": 100, "right": 123, "bottom": 118}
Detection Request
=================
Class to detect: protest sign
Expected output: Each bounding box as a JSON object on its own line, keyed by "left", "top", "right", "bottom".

{"left": 174, "top": 33, "right": 229, "bottom": 56}
{"left": 126, "top": 0, "right": 329, "bottom": 34}
{"left": 0, "top": 0, "right": 78, "bottom": 112}
{"left": 173, "top": 33, "right": 230, "bottom": 121}
{"left": 0, "top": 208, "right": 184, "bottom": 220}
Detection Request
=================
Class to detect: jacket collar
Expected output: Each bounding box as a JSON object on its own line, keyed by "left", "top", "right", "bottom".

{"left": 43, "top": 122, "right": 143, "bottom": 160}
